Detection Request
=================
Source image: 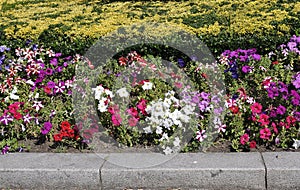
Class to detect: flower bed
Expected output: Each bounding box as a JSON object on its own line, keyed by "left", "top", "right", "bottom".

{"left": 1, "top": 34, "right": 300, "bottom": 154}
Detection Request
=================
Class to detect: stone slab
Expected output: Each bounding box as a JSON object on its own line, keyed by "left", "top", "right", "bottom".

{"left": 0, "top": 153, "right": 105, "bottom": 190}
{"left": 262, "top": 152, "right": 300, "bottom": 190}
{"left": 101, "top": 152, "right": 266, "bottom": 190}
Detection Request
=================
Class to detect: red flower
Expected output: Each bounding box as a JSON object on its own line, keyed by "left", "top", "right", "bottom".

{"left": 229, "top": 106, "right": 239, "bottom": 114}
{"left": 61, "top": 121, "right": 71, "bottom": 130}
{"left": 13, "top": 112, "right": 22, "bottom": 120}
{"left": 44, "top": 86, "right": 52, "bottom": 94}
{"left": 272, "top": 60, "right": 279, "bottom": 65}
{"left": 53, "top": 134, "right": 62, "bottom": 142}
{"left": 286, "top": 116, "right": 296, "bottom": 127}
{"left": 249, "top": 140, "right": 256, "bottom": 149}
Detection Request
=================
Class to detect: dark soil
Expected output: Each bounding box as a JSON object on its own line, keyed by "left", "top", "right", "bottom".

{"left": 17, "top": 138, "right": 300, "bottom": 153}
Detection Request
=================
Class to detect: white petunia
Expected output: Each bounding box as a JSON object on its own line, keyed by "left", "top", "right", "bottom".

{"left": 143, "top": 126, "right": 152, "bottom": 134}
{"left": 104, "top": 89, "right": 114, "bottom": 98}
{"left": 142, "top": 81, "right": 153, "bottom": 90}
{"left": 173, "top": 137, "right": 180, "bottom": 147}
{"left": 160, "top": 133, "right": 169, "bottom": 142}
{"left": 163, "top": 146, "right": 173, "bottom": 155}
{"left": 179, "top": 114, "right": 190, "bottom": 123}
{"left": 116, "top": 87, "right": 129, "bottom": 98}
{"left": 156, "top": 126, "right": 163, "bottom": 134}
{"left": 292, "top": 139, "right": 300, "bottom": 149}
{"left": 97, "top": 101, "right": 107, "bottom": 112}
{"left": 26, "top": 79, "right": 35, "bottom": 86}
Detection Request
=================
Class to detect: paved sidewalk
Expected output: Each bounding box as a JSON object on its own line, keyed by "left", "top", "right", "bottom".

{"left": 0, "top": 152, "right": 299, "bottom": 190}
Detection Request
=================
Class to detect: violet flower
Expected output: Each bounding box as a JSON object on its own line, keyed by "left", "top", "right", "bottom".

{"left": 242, "top": 65, "right": 251, "bottom": 73}
{"left": 1, "top": 145, "right": 9, "bottom": 154}
{"left": 47, "top": 81, "right": 56, "bottom": 88}
{"left": 276, "top": 105, "right": 286, "bottom": 115}
{"left": 41, "top": 122, "right": 53, "bottom": 135}
{"left": 50, "top": 58, "right": 58, "bottom": 66}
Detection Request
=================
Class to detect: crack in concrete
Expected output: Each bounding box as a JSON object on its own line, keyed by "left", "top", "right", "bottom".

{"left": 260, "top": 152, "right": 268, "bottom": 190}
{"left": 99, "top": 158, "right": 107, "bottom": 190}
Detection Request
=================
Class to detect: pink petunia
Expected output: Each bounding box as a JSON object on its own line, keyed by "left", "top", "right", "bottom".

{"left": 258, "top": 114, "right": 270, "bottom": 126}
{"left": 112, "top": 114, "right": 122, "bottom": 126}
{"left": 128, "top": 117, "right": 139, "bottom": 127}
{"left": 250, "top": 102, "right": 262, "bottom": 114}
{"left": 260, "top": 128, "right": 271, "bottom": 140}
{"left": 240, "top": 133, "right": 249, "bottom": 145}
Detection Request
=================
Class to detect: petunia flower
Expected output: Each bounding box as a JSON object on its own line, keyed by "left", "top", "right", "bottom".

{"left": 260, "top": 128, "right": 271, "bottom": 140}
{"left": 240, "top": 133, "right": 249, "bottom": 145}
{"left": 41, "top": 122, "right": 53, "bottom": 135}
{"left": 196, "top": 130, "right": 207, "bottom": 142}
{"left": 32, "top": 101, "right": 44, "bottom": 112}
{"left": 0, "top": 114, "right": 13, "bottom": 125}
{"left": 54, "top": 81, "right": 65, "bottom": 93}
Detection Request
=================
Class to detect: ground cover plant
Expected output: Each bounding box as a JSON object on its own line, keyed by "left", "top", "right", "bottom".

{"left": 0, "top": 0, "right": 300, "bottom": 154}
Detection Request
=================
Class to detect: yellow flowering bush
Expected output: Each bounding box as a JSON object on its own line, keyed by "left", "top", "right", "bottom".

{"left": 1, "top": 0, "right": 299, "bottom": 39}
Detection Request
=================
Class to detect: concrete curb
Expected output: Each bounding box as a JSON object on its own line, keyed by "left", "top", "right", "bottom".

{"left": 0, "top": 152, "right": 299, "bottom": 190}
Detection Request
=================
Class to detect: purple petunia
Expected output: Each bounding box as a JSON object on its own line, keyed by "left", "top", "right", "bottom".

{"left": 1, "top": 145, "right": 9, "bottom": 154}
{"left": 276, "top": 105, "right": 286, "bottom": 115}
{"left": 251, "top": 54, "right": 261, "bottom": 61}
{"left": 45, "top": 68, "right": 53, "bottom": 75}
{"left": 294, "top": 112, "right": 300, "bottom": 121}
{"left": 292, "top": 78, "right": 300, "bottom": 89}
{"left": 41, "top": 121, "right": 53, "bottom": 135}
{"left": 50, "top": 58, "right": 58, "bottom": 66}
{"left": 47, "top": 81, "right": 56, "bottom": 89}
{"left": 242, "top": 65, "right": 252, "bottom": 73}
{"left": 55, "top": 66, "right": 63, "bottom": 73}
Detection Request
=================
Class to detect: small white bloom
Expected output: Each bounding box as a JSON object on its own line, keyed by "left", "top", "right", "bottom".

{"left": 160, "top": 133, "right": 169, "bottom": 141}
{"left": 34, "top": 93, "right": 39, "bottom": 99}
{"left": 173, "top": 137, "right": 180, "bottom": 147}
{"left": 21, "top": 124, "right": 26, "bottom": 132}
{"left": 163, "top": 98, "right": 172, "bottom": 108}
{"left": 143, "top": 126, "right": 152, "bottom": 134}
{"left": 182, "top": 105, "right": 195, "bottom": 115}
{"left": 156, "top": 126, "right": 163, "bottom": 134}
{"left": 246, "top": 97, "right": 255, "bottom": 104}
{"left": 10, "top": 93, "right": 19, "bottom": 100}
{"left": 179, "top": 113, "right": 190, "bottom": 123}
{"left": 142, "top": 81, "right": 153, "bottom": 90}
{"left": 116, "top": 87, "right": 129, "bottom": 98}
{"left": 292, "top": 139, "right": 300, "bottom": 149}
{"left": 98, "top": 101, "right": 107, "bottom": 112}
{"left": 163, "top": 146, "right": 173, "bottom": 155}
{"left": 104, "top": 89, "right": 114, "bottom": 98}
{"left": 163, "top": 118, "right": 173, "bottom": 129}
{"left": 26, "top": 79, "right": 35, "bottom": 86}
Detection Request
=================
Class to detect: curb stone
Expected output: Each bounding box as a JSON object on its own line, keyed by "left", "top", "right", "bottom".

{"left": 0, "top": 152, "right": 299, "bottom": 189}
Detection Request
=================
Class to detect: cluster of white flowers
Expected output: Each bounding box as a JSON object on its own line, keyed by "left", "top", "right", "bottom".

{"left": 143, "top": 90, "right": 196, "bottom": 154}
{"left": 92, "top": 85, "right": 114, "bottom": 112}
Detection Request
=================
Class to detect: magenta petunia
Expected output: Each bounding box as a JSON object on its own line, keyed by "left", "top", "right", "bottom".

{"left": 41, "top": 122, "right": 53, "bottom": 135}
